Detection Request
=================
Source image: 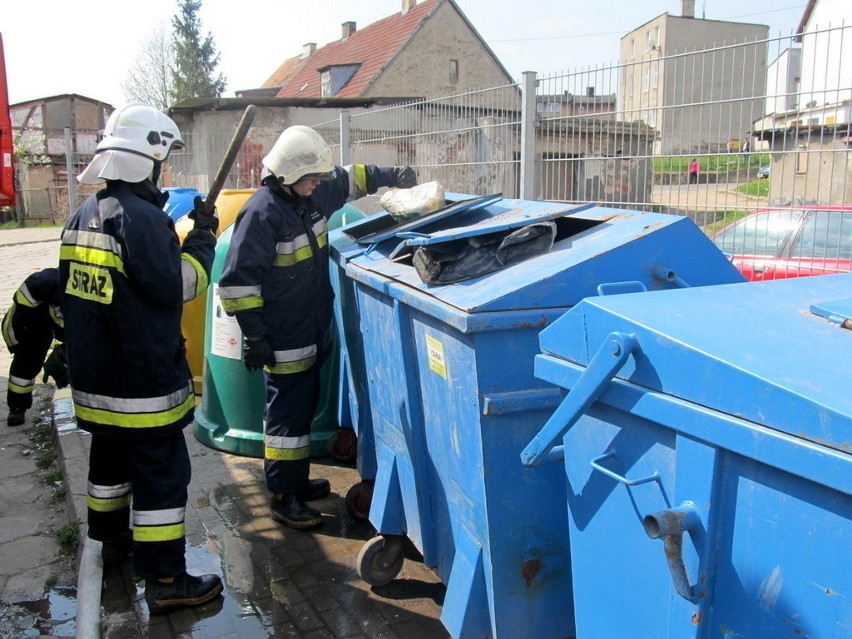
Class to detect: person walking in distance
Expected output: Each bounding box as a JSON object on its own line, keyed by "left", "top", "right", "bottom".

{"left": 59, "top": 104, "right": 223, "bottom": 614}
{"left": 2, "top": 267, "right": 68, "bottom": 426}
{"left": 218, "top": 125, "right": 416, "bottom": 531}
{"left": 689, "top": 158, "right": 700, "bottom": 184}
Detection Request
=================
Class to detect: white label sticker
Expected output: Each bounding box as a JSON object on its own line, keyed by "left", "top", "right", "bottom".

{"left": 210, "top": 284, "right": 243, "bottom": 360}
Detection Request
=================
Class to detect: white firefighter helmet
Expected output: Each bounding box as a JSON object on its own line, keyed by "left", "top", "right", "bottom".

{"left": 78, "top": 104, "right": 185, "bottom": 184}
{"left": 261, "top": 125, "right": 334, "bottom": 185}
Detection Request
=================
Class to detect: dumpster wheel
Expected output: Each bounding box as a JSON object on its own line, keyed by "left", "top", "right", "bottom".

{"left": 326, "top": 428, "right": 357, "bottom": 463}
{"left": 357, "top": 535, "right": 404, "bottom": 586}
{"left": 345, "top": 481, "right": 373, "bottom": 521}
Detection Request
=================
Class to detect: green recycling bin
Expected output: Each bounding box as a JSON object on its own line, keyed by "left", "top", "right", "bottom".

{"left": 192, "top": 207, "right": 358, "bottom": 457}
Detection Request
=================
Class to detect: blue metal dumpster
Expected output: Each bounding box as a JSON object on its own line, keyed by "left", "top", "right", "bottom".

{"left": 522, "top": 273, "right": 852, "bottom": 639}
{"left": 336, "top": 194, "right": 745, "bottom": 638}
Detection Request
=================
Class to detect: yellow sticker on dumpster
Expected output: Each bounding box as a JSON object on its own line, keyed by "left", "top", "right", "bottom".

{"left": 426, "top": 335, "right": 447, "bottom": 378}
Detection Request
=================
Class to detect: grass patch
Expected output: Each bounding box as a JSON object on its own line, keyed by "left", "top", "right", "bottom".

{"left": 56, "top": 522, "right": 79, "bottom": 555}
{"left": 43, "top": 469, "right": 63, "bottom": 485}
{"left": 737, "top": 178, "right": 770, "bottom": 198}
{"left": 701, "top": 210, "right": 749, "bottom": 236}
{"left": 30, "top": 422, "right": 54, "bottom": 448}
{"left": 45, "top": 574, "right": 58, "bottom": 588}
{"left": 653, "top": 153, "right": 771, "bottom": 173}
{"left": 36, "top": 451, "right": 57, "bottom": 470}
{"left": 52, "top": 487, "right": 68, "bottom": 503}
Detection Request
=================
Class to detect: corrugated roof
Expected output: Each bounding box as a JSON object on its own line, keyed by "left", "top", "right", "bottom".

{"left": 261, "top": 0, "right": 439, "bottom": 98}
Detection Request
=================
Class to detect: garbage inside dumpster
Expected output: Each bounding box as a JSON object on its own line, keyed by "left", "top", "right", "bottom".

{"left": 412, "top": 220, "right": 556, "bottom": 283}
{"left": 523, "top": 272, "right": 852, "bottom": 639}
{"left": 330, "top": 193, "right": 746, "bottom": 639}
{"left": 380, "top": 180, "right": 446, "bottom": 221}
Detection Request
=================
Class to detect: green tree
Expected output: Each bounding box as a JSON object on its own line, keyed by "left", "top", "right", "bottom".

{"left": 171, "top": 0, "right": 226, "bottom": 101}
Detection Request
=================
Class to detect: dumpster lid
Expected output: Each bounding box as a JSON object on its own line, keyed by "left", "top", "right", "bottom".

{"left": 337, "top": 200, "right": 745, "bottom": 314}
{"left": 810, "top": 296, "right": 852, "bottom": 324}
{"left": 538, "top": 273, "right": 852, "bottom": 452}
{"left": 387, "top": 202, "right": 595, "bottom": 259}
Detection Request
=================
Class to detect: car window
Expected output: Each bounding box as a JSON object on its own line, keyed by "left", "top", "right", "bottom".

{"left": 790, "top": 211, "right": 852, "bottom": 260}
{"left": 713, "top": 210, "right": 801, "bottom": 257}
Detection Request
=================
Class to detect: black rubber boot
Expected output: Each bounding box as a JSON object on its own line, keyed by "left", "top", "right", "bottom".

{"left": 270, "top": 494, "right": 323, "bottom": 530}
{"left": 7, "top": 409, "right": 25, "bottom": 427}
{"left": 298, "top": 478, "right": 331, "bottom": 502}
{"left": 101, "top": 530, "right": 133, "bottom": 567}
{"left": 145, "top": 572, "right": 223, "bottom": 615}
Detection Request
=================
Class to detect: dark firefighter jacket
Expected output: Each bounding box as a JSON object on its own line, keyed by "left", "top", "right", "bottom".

{"left": 2, "top": 267, "right": 64, "bottom": 351}
{"left": 58, "top": 180, "right": 215, "bottom": 437}
{"left": 218, "top": 164, "right": 398, "bottom": 374}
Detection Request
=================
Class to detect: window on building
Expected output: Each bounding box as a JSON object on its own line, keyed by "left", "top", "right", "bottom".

{"left": 642, "top": 68, "right": 650, "bottom": 92}
{"left": 631, "top": 39, "right": 635, "bottom": 59}
{"left": 645, "top": 30, "right": 651, "bottom": 51}
{"left": 796, "top": 145, "right": 808, "bottom": 173}
{"left": 319, "top": 64, "right": 360, "bottom": 97}
{"left": 449, "top": 59, "right": 459, "bottom": 83}
{"left": 651, "top": 65, "right": 658, "bottom": 89}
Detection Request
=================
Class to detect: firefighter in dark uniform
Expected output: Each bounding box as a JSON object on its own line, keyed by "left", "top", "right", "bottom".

{"left": 2, "top": 267, "right": 68, "bottom": 426}
{"left": 59, "top": 104, "right": 222, "bottom": 614}
{"left": 219, "top": 125, "right": 415, "bottom": 530}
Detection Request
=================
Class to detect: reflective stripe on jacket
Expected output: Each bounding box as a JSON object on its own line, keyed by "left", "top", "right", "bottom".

{"left": 59, "top": 181, "right": 215, "bottom": 436}
{"left": 219, "top": 164, "right": 398, "bottom": 373}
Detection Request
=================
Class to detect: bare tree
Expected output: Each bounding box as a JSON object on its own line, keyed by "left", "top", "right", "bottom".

{"left": 121, "top": 23, "right": 175, "bottom": 111}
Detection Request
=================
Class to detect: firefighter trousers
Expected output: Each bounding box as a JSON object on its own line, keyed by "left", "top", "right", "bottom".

{"left": 263, "top": 363, "right": 322, "bottom": 495}
{"left": 86, "top": 430, "right": 191, "bottom": 579}
{"left": 6, "top": 317, "right": 54, "bottom": 411}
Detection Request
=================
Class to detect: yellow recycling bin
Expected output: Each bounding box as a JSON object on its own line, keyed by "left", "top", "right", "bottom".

{"left": 175, "top": 189, "right": 255, "bottom": 394}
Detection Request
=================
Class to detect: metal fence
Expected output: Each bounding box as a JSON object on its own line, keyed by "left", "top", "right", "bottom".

{"left": 22, "top": 23, "right": 851, "bottom": 279}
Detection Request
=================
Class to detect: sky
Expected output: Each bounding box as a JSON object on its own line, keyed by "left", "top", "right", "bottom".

{"left": 2, "top": 0, "right": 810, "bottom": 107}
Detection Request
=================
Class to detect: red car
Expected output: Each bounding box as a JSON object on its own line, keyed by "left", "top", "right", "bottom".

{"left": 712, "top": 206, "right": 852, "bottom": 281}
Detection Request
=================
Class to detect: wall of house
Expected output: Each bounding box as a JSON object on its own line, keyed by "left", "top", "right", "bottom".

{"left": 367, "top": 1, "right": 519, "bottom": 105}
{"left": 765, "top": 47, "right": 802, "bottom": 116}
{"left": 799, "top": 2, "right": 852, "bottom": 108}
{"left": 620, "top": 16, "right": 768, "bottom": 154}
{"left": 768, "top": 134, "right": 851, "bottom": 206}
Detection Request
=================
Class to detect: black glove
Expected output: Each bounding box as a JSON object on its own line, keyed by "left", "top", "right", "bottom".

{"left": 390, "top": 166, "right": 417, "bottom": 188}
{"left": 42, "top": 343, "right": 70, "bottom": 388}
{"left": 242, "top": 337, "right": 275, "bottom": 372}
{"left": 188, "top": 196, "right": 220, "bottom": 234}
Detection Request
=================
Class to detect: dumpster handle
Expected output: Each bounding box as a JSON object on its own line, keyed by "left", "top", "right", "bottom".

{"left": 653, "top": 266, "right": 690, "bottom": 288}
{"left": 521, "top": 331, "right": 637, "bottom": 467}
{"left": 643, "top": 503, "right": 703, "bottom": 603}
{"left": 589, "top": 451, "right": 661, "bottom": 487}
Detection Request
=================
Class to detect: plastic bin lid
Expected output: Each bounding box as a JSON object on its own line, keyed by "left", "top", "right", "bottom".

{"left": 538, "top": 273, "right": 852, "bottom": 452}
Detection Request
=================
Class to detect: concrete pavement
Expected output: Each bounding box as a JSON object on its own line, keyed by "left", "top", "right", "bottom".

{"left": 0, "top": 226, "right": 449, "bottom": 638}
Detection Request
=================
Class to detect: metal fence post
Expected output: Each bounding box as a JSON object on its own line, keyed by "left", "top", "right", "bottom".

{"left": 64, "top": 127, "right": 77, "bottom": 217}
{"left": 339, "top": 110, "right": 351, "bottom": 166}
{"left": 520, "top": 71, "right": 537, "bottom": 200}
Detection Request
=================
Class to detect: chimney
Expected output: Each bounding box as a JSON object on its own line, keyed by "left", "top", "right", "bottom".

{"left": 586, "top": 87, "right": 595, "bottom": 97}
{"left": 342, "top": 21, "right": 356, "bottom": 40}
{"left": 402, "top": 0, "right": 417, "bottom": 15}
{"left": 301, "top": 42, "right": 316, "bottom": 59}
{"left": 681, "top": 0, "right": 695, "bottom": 18}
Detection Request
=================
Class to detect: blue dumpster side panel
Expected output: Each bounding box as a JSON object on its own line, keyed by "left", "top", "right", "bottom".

{"left": 413, "top": 317, "right": 573, "bottom": 638}
{"left": 531, "top": 273, "right": 852, "bottom": 639}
